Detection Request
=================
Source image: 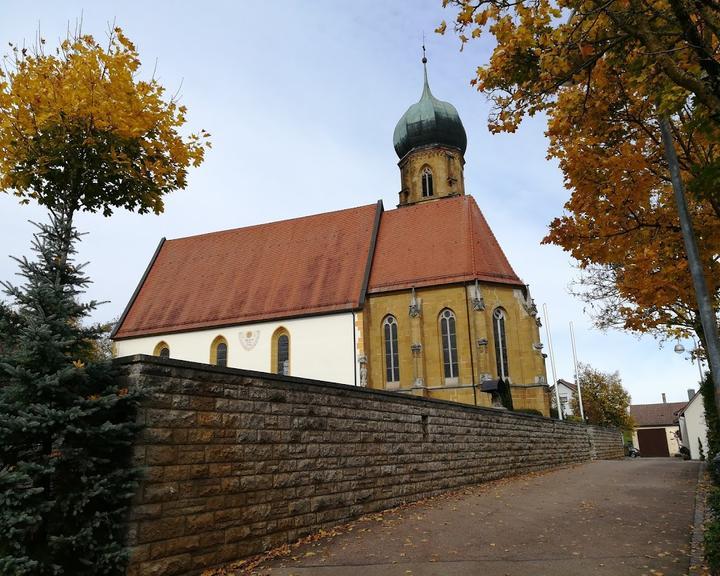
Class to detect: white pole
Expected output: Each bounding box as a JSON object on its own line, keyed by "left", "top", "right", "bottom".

{"left": 692, "top": 336, "right": 704, "bottom": 383}
{"left": 543, "top": 303, "right": 563, "bottom": 420}
{"left": 570, "top": 321, "right": 585, "bottom": 421}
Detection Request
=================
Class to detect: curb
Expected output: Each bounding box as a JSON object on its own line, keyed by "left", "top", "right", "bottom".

{"left": 689, "top": 462, "right": 708, "bottom": 575}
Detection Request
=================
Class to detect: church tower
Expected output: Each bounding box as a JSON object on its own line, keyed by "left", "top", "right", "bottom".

{"left": 393, "top": 54, "right": 467, "bottom": 206}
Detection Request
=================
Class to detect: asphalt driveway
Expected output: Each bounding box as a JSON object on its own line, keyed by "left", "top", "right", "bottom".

{"left": 242, "top": 459, "right": 700, "bottom": 576}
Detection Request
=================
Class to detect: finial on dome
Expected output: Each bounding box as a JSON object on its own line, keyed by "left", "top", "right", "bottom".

{"left": 421, "top": 38, "right": 431, "bottom": 96}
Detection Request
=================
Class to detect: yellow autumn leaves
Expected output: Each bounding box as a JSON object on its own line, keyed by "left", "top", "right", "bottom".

{"left": 0, "top": 27, "right": 210, "bottom": 216}
{"left": 441, "top": 0, "right": 720, "bottom": 339}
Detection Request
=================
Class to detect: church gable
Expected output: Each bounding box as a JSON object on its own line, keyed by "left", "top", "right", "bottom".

{"left": 113, "top": 203, "right": 381, "bottom": 339}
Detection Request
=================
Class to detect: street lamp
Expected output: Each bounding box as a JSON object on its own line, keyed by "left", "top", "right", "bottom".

{"left": 674, "top": 338, "right": 705, "bottom": 382}
{"left": 660, "top": 118, "right": 720, "bottom": 416}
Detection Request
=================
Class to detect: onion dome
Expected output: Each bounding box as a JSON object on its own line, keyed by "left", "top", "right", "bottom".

{"left": 393, "top": 59, "right": 467, "bottom": 159}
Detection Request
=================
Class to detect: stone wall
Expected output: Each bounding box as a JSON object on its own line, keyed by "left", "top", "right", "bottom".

{"left": 116, "top": 355, "right": 623, "bottom": 576}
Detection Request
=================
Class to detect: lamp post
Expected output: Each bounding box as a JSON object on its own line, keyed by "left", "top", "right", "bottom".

{"left": 660, "top": 117, "right": 720, "bottom": 415}
{"left": 674, "top": 338, "right": 704, "bottom": 383}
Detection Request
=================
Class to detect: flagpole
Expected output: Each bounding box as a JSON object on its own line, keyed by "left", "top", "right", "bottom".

{"left": 543, "top": 303, "right": 562, "bottom": 420}
{"left": 570, "top": 321, "right": 585, "bottom": 421}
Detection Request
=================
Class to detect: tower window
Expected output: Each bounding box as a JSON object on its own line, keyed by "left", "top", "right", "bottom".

{"left": 383, "top": 315, "right": 400, "bottom": 384}
{"left": 272, "top": 328, "right": 290, "bottom": 376}
{"left": 210, "top": 336, "right": 228, "bottom": 367}
{"left": 421, "top": 167, "right": 434, "bottom": 197}
{"left": 440, "top": 308, "right": 458, "bottom": 380}
{"left": 493, "top": 308, "right": 509, "bottom": 380}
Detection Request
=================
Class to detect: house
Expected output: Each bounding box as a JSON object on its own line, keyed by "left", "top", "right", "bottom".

{"left": 678, "top": 389, "right": 709, "bottom": 460}
{"left": 549, "top": 379, "right": 577, "bottom": 417}
{"left": 630, "top": 396, "right": 686, "bottom": 457}
{"left": 111, "top": 58, "right": 551, "bottom": 414}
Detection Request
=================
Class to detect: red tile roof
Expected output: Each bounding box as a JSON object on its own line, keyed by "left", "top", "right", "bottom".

{"left": 114, "top": 203, "right": 380, "bottom": 339}
{"left": 113, "top": 195, "right": 524, "bottom": 339}
{"left": 368, "top": 195, "right": 522, "bottom": 293}
{"left": 630, "top": 402, "right": 687, "bottom": 427}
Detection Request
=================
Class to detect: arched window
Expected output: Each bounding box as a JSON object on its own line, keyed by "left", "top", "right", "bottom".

{"left": 383, "top": 315, "right": 400, "bottom": 384}
{"left": 493, "top": 307, "right": 509, "bottom": 380}
{"left": 421, "top": 167, "right": 434, "bottom": 197}
{"left": 272, "top": 327, "right": 290, "bottom": 376}
{"left": 210, "top": 336, "right": 228, "bottom": 367}
{"left": 153, "top": 341, "right": 170, "bottom": 358}
{"left": 439, "top": 309, "right": 458, "bottom": 380}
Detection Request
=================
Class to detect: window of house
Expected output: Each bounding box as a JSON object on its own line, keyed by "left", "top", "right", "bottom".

{"left": 272, "top": 328, "right": 290, "bottom": 376}
{"left": 560, "top": 394, "right": 569, "bottom": 415}
{"left": 421, "top": 167, "right": 434, "bottom": 197}
{"left": 493, "top": 307, "right": 509, "bottom": 380}
{"left": 383, "top": 315, "right": 400, "bottom": 384}
{"left": 210, "top": 336, "right": 228, "bottom": 367}
{"left": 153, "top": 341, "right": 170, "bottom": 358}
{"left": 440, "top": 308, "right": 458, "bottom": 380}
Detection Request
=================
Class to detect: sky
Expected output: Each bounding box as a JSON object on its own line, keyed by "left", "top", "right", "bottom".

{"left": 0, "top": 1, "right": 703, "bottom": 404}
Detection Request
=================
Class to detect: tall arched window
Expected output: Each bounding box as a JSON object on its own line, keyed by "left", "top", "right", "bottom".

{"left": 210, "top": 336, "right": 228, "bottom": 367}
{"left": 421, "top": 167, "right": 434, "bottom": 197}
{"left": 272, "top": 327, "right": 290, "bottom": 376}
{"left": 383, "top": 315, "right": 400, "bottom": 384}
{"left": 493, "top": 307, "right": 509, "bottom": 380}
{"left": 439, "top": 309, "right": 458, "bottom": 380}
{"left": 153, "top": 341, "right": 170, "bottom": 358}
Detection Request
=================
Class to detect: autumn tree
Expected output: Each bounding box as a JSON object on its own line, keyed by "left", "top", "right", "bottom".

{"left": 0, "top": 28, "right": 208, "bottom": 222}
{"left": 572, "top": 363, "right": 633, "bottom": 428}
{"left": 0, "top": 28, "right": 208, "bottom": 574}
{"left": 439, "top": 0, "right": 720, "bottom": 346}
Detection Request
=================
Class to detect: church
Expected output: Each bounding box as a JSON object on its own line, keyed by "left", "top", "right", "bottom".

{"left": 112, "top": 58, "right": 550, "bottom": 415}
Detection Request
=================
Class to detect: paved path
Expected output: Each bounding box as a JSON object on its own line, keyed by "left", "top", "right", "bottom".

{"left": 245, "top": 459, "right": 700, "bottom": 576}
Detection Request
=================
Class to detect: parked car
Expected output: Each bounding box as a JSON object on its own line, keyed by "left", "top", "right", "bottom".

{"left": 625, "top": 444, "right": 641, "bottom": 458}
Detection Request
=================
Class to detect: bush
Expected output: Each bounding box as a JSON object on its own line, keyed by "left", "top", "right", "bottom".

{"left": 706, "top": 486, "right": 720, "bottom": 575}
{"left": 701, "top": 372, "right": 720, "bottom": 461}
{"left": 514, "top": 408, "right": 544, "bottom": 417}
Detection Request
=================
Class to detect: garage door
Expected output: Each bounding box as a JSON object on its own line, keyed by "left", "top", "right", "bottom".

{"left": 637, "top": 428, "right": 670, "bottom": 457}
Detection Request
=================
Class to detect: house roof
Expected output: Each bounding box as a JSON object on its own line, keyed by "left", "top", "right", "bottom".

{"left": 630, "top": 402, "right": 687, "bottom": 427}
{"left": 677, "top": 390, "right": 702, "bottom": 416}
{"left": 551, "top": 379, "right": 577, "bottom": 392}
{"left": 113, "top": 203, "right": 381, "bottom": 339}
{"left": 367, "top": 195, "right": 522, "bottom": 293}
{"left": 113, "top": 195, "right": 524, "bottom": 339}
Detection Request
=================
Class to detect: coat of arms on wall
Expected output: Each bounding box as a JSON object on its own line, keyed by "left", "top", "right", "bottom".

{"left": 240, "top": 330, "right": 260, "bottom": 351}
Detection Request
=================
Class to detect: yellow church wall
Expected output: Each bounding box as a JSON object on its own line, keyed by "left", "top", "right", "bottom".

{"left": 365, "top": 282, "right": 549, "bottom": 415}
{"left": 479, "top": 285, "right": 547, "bottom": 387}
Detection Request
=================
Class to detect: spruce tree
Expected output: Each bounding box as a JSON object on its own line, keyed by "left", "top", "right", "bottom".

{"left": 0, "top": 214, "right": 142, "bottom": 575}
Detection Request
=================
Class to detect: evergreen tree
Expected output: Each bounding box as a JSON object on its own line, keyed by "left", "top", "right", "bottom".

{"left": 701, "top": 371, "right": 720, "bottom": 465}
{"left": 0, "top": 214, "right": 142, "bottom": 575}
{"left": 0, "top": 302, "right": 20, "bottom": 384}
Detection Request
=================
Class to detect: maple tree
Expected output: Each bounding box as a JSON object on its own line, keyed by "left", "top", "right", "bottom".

{"left": 544, "top": 61, "right": 720, "bottom": 343}
{"left": 439, "top": 0, "right": 720, "bottom": 345}
{"left": 0, "top": 27, "right": 209, "bottom": 221}
{"left": 571, "top": 363, "right": 633, "bottom": 428}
